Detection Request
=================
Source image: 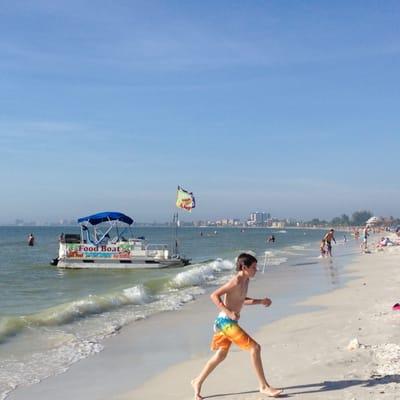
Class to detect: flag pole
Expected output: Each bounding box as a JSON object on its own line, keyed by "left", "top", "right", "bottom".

{"left": 174, "top": 185, "right": 195, "bottom": 257}
{"left": 174, "top": 211, "right": 179, "bottom": 256}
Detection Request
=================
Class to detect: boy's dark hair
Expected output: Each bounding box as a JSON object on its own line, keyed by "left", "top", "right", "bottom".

{"left": 236, "top": 253, "right": 257, "bottom": 271}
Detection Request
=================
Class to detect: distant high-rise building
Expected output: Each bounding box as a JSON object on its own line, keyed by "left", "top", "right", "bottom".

{"left": 248, "top": 212, "right": 270, "bottom": 226}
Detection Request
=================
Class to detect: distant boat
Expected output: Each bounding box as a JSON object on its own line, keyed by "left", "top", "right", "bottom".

{"left": 51, "top": 212, "right": 190, "bottom": 269}
{"left": 278, "top": 230, "right": 287, "bottom": 233}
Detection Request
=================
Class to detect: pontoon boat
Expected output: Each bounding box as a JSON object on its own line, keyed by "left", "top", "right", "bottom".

{"left": 51, "top": 212, "right": 190, "bottom": 269}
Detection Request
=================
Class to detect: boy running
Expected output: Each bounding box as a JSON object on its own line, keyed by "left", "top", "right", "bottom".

{"left": 191, "top": 253, "right": 282, "bottom": 399}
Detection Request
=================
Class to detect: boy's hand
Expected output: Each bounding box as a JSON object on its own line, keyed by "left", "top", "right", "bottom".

{"left": 261, "top": 297, "right": 272, "bottom": 307}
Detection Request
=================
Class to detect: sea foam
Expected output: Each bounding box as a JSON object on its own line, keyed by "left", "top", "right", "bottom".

{"left": 0, "top": 334, "right": 103, "bottom": 400}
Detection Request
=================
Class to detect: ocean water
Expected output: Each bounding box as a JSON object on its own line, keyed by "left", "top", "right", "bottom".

{"left": 0, "top": 226, "right": 336, "bottom": 399}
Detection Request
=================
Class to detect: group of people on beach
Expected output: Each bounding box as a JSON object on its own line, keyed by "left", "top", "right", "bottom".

{"left": 318, "top": 225, "right": 375, "bottom": 257}
{"left": 319, "top": 224, "right": 400, "bottom": 256}
{"left": 318, "top": 226, "right": 373, "bottom": 256}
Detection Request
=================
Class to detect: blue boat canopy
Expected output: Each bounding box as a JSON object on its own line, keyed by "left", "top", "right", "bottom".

{"left": 77, "top": 212, "right": 134, "bottom": 226}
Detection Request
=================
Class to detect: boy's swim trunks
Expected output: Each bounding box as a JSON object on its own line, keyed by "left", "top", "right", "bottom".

{"left": 210, "top": 312, "right": 256, "bottom": 351}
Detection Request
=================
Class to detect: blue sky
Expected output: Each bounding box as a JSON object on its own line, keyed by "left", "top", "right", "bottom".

{"left": 0, "top": 1, "right": 399, "bottom": 223}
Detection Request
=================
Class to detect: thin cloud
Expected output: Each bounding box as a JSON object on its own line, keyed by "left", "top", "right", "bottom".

{"left": 0, "top": 120, "right": 88, "bottom": 138}
{"left": 0, "top": 120, "right": 104, "bottom": 156}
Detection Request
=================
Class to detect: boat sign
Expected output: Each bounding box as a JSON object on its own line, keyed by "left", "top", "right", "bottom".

{"left": 65, "top": 243, "right": 131, "bottom": 259}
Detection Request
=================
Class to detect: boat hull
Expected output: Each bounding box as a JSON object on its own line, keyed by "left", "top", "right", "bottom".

{"left": 56, "top": 257, "right": 187, "bottom": 269}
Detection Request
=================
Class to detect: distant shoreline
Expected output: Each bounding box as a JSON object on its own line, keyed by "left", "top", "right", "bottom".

{"left": 0, "top": 224, "right": 364, "bottom": 230}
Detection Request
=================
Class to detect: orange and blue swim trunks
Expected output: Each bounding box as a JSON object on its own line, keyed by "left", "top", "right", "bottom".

{"left": 211, "top": 312, "right": 256, "bottom": 351}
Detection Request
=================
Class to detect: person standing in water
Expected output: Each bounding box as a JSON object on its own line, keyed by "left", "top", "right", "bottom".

{"left": 267, "top": 235, "right": 275, "bottom": 243}
{"left": 191, "top": 253, "right": 282, "bottom": 399}
{"left": 28, "top": 233, "right": 35, "bottom": 246}
{"left": 323, "top": 229, "right": 336, "bottom": 257}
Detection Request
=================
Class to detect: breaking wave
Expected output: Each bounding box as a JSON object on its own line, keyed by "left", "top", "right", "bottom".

{"left": 0, "top": 285, "right": 151, "bottom": 343}
{"left": 169, "top": 258, "right": 234, "bottom": 289}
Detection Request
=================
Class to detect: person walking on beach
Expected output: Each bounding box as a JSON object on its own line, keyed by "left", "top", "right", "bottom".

{"left": 362, "top": 225, "right": 369, "bottom": 252}
{"left": 27, "top": 233, "right": 35, "bottom": 246}
{"left": 323, "top": 229, "right": 336, "bottom": 257}
{"left": 191, "top": 253, "right": 282, "bottom": 399}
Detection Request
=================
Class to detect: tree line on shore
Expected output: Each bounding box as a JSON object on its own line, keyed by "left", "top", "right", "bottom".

{"left": 306, "top": 210, "right": 400, "bottom": 228}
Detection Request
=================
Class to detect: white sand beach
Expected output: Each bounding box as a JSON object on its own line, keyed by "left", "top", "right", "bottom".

{"left": 115, "top": 241, "right": 400, "bottom": 400}
{"left": 8, "top": 237, "right": 400, "bottom": 400}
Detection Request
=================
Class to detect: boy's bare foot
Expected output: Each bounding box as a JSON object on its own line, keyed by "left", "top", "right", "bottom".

{"left": 260, "top": 386, "right": 283, "bottom": 397}
{"left": 191, "top": 378, "right": 203, "bottom": 400}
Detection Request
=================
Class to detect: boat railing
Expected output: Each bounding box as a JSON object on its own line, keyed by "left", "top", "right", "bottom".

{"left": 145, "top": 244, "right": 169, "bottom": 258}
{"left": 145, "top": 243, "right": 168, "bottom": 250}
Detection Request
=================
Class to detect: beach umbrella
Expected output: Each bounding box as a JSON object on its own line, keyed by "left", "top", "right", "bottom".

{"left": 366, "top": 216, "right": 380, "bottom": 225}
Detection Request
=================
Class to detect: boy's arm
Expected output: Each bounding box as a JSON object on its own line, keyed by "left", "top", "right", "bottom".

{"left": 210, "top": 277, "right": 240, "bottom": 320}
{"left": 244, "top": 297, "right": 272, "bottom": 307}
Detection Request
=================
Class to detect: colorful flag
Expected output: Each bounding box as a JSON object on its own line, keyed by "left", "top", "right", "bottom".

{"left": 176, "top": 186, "right": 196, "bottom": 212}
